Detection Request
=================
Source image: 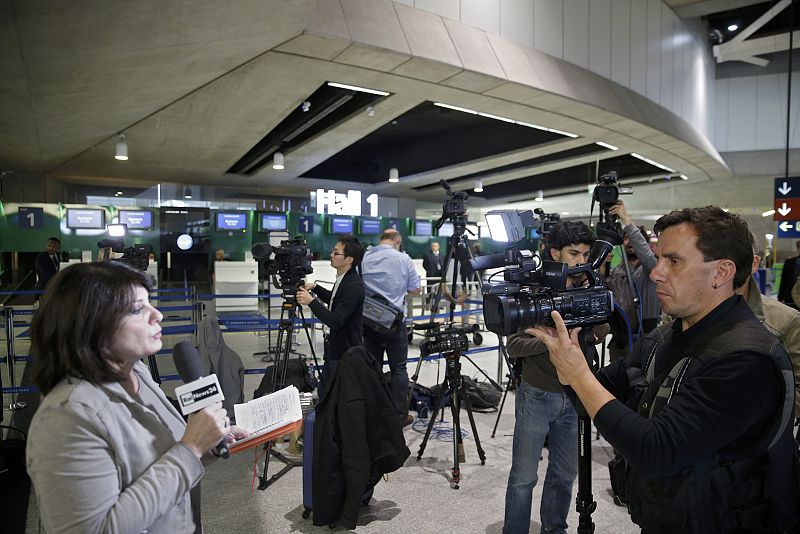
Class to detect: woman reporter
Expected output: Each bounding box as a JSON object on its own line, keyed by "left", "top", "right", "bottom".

{"left": 26, "top": 261, "right": 244, "bottom": 533}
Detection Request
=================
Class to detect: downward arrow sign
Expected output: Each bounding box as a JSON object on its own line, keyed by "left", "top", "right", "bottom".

{"left": 780, "top": 221, "right": 793, "bottom": 232}
{"left": 778, "top": 203, "right": 792, "bottom": 216}
{"left": 779, "top": 182, "right": 792, "bottom": 195}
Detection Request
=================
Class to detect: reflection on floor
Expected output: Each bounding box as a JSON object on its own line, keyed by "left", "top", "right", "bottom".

{"left": 20, "top": 300, "right": 642, "bottom": 534}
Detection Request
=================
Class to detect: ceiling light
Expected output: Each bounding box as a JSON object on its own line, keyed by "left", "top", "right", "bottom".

{"left": 184, "top": 186, "right": 192, "bottom": 199}
{"left": 434, "top": 104, "right": 580, "bottom": 138}
{"left": 474, "top": 180, "right": 483, "bottom": 193}
{"left": 116, "top": 191, "right": 123, "bottom": 196}
{"left": 477, "top": 112, "right": 514, "bottom": 123}
{"left": 366, "top": 106, "right": 375, "bottom": 117}
{"left": 534, "top": 190, "right": 544, "bottom": 202}
{"left": 765, "top": 233, "right": 774, "bottom": 240}
{"left": 115, "top": 133, "right": 128, "bottom": 161}
{"left": 546, "top": 127, "right": 579, "bottom": 138}
{"left": 630, "top": 152, "right": 676, "bottom": 173}
{"left": 273, "top": 151, "right": 284, "bottom": 170}
{"left": 301, "top": 100, "right": 311, "bottom": 112}
{"left": 727, "top": 24, "right": 738, "bottom": 32}
{"left": 433, "top": 102, "right": 478, "bottom": 114}
{"left": 679, "top": 174, "right": 689, "bottom": 180}
{"left": 596, "top": 141, "right": 619, "bottom": 150}
{"left": 562, "top": 211, "right": 570, "bottom": 215}
{"left": 762, "top": 209, "right": 776, "bottom": 217}
{"left": 389, "top": 167, "right": 399, "bottom": 183}
{"left": 327, "top": 82, "right": 390, "bottom": 96}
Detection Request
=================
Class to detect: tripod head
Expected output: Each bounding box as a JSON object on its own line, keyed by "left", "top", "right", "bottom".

{"left": 435, "top": 179, "right": 470, "bottom": 235}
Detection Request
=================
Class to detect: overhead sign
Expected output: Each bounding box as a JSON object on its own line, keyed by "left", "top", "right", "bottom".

{"left": 777, "top": 220, "right": 800, "bottom": 238}
{"left": 774, "top": 177, "right": 800, "bottom": 220}
{"left": 18, "top": 207, "right": 44, "bottom": 228}
{"left": 313, "top": 189, "right": 379, "bottom": 217}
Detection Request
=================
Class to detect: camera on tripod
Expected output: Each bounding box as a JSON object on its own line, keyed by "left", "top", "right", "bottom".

{"left": 592, "top": 171, "right": 633, "bottom": 216}
{"left": 97, "top": 224, "right": 153, "bottom": 271}
{"left": 532, "top": 208, "right": 560, "bottom": 236}
{"left": 416, "top": 322, "right": 479, "bottom": 357}
{"left": 435, "top": 179, "right": 470, "bottom": 229}
{"left": 471, "top": 211, "right": 616, "bottom": 336}
{"left": 251, "top": 236, "right": 313, "bottom": 291}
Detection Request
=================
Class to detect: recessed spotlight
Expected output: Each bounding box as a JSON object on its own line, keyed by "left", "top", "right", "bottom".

{"left": 727, "top": 24, "right": 738, "bottom": 32}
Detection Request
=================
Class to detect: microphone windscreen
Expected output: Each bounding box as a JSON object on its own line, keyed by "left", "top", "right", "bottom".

{"left": 469, "top": 252, "right": 505, "bottom": 271}
{"left": 172, "top": 340, "right": 204, "bottom": 383}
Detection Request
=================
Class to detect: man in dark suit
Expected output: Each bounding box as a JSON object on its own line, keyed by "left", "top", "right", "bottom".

{"left": 422, "top": 241, "right": 442, "bottom": 305}
{"left": 34, "top": 237, "right": 61, "bottom": 292}
{"left": 296, "top": 234, "right": 365, "bottom": 394}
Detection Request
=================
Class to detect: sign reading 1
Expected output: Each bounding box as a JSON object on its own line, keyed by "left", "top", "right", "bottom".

{"left": 18, "top": 207, "right": 44, "bottom": 228}
{"left": 298, "top": 215, "right": 314, "bottom": 234}
{"left": 314, "top": 189, "right": 378, "bottom": 217}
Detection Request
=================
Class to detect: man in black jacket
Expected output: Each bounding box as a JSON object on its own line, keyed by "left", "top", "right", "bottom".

{"left": 297, "top": 235, "right": 365, "bottom": 395}
{"left": 529, "top": 207, "right": 798, "bottom": 533}
{"left": 34, "top": 237, "right": 61, "bottom": 292}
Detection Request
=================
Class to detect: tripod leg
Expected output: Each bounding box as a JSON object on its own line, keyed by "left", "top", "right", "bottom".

{"left": 449, "top": 381, "right": 462, "bottom": 489}
{"left": 491, "top": 379, "right": 512, "bottom": 438}
{"left": 416, "top": 382, "right": 448, "bottom": 461}
{"left": 459, "top": 380, "right": 486, "bottom": 464}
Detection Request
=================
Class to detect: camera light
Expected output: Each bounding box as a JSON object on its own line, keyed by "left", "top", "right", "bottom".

{"left": 485, "top": 214, "right": 509, "bottom": 242}
{"left": 107, "top": 223, "right": 128, "bottom": 237}
{"left": 485, "top": 210, "right": 533, "bottom": 243}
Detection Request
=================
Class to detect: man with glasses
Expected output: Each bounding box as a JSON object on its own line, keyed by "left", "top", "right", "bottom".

{"left": 297, "top": 235, "right": 365, "bottom": 391}
{"left": 361, "top": 229, "right": 421, "bottom": 425}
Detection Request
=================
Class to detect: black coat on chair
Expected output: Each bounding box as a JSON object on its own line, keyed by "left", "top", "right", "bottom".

{"left": 311, "top": 346, "right": 410, "bottom": 529}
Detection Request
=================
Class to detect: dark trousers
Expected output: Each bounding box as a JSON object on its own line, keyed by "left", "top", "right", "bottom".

{"left": 363, "top": 324, "right": 408, "bottom": 416}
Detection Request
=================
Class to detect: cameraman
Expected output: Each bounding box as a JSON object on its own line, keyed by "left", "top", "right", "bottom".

{"left": 530, "top": 207, "right": 798, "bottom": 533}
{"left": 296, "top": 235, "right": 365, "bottom": 394}
{"left": 361, "top": 229, "right": 421, "bottom": 425}
{"left": 503, "top": 220, "right": 609, "bottom": 534}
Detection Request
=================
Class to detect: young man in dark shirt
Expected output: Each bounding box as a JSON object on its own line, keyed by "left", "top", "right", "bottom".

{"left": 528, "top": 206, "right": 798, "bottom": 533}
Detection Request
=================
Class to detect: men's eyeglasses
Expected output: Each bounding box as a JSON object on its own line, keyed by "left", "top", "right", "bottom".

{"left": 330, "top": 249, "right": 345, "bottom": 256}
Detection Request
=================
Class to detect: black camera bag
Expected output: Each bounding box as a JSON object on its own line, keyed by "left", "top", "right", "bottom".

{"left": 363, "top": 292, "right": 403, "bottom": 338}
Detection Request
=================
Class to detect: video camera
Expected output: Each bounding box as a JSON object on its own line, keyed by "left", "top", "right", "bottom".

{"left": 532, "top": 208, "right": 560, "bottom": 237}
{"left": 435, "top": 179, "right": 469, "bottom": 230}
{"left": 97, "top": 238, "right": 152, "bottom": 271}
{"left": 471, "top": 211, "right": 618, "bottom": 336}
{"left": 251, "top": 236, "right": 313, "bottom": 291}
{"left": 592, "top": 171, "right": 633, "bottom": 224}
{"left": 415, "top": 322, "right": 479, "bottom": 357}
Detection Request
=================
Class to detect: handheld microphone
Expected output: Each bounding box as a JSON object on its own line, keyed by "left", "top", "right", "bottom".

{"left": 172, "top": 340, "right": 229, "bottom": 459}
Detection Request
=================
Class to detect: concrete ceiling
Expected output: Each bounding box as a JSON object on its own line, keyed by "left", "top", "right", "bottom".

{"left": 0, "top": 0, "right": 743, "bottom": 216}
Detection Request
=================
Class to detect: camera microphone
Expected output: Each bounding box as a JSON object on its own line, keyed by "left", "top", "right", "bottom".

{"left": 469, "top": 252, "right": 505, "bottom": 271}
{"left": 413, "top": 322, "right": 441, "bottom": 331}
{"left": 172, "top": 340, "right": 229, "bottom": 459}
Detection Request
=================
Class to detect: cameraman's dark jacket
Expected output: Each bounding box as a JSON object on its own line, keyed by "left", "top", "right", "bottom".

{"left": 594, "top": 296, "right": 798, "bottom": 533}
{"left": 507, "top": 322, "right": 609, "bottom": 392}
{"left": 308, "top": 268, "right": 364, "bottom": 361}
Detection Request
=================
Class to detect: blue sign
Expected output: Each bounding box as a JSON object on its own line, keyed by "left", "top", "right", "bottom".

{"left": 777, "top": 220, "right": 800, "bottom": 238}
{"left": 774, "top": 177, "right": 800, "bottom": 199}
{"left": 298, "top": 216, "right": 314, "bottom": 234}
{"left": 18, "top": 207, "right": 44, "bottom": 228}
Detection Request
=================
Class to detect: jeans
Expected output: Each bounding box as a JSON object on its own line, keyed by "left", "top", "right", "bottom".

{"left": 503, "top": 382, "right": 578, "bottom": 534}
{"left": 363, "top": 323, "right": 408, "bottom": 416}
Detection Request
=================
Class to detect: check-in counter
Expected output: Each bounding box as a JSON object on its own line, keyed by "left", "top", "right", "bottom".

{"left": 214, "top": 261, "right": 259, "bottom": 312}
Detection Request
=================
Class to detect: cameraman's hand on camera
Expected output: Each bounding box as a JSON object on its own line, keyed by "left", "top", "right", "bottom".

{"left": 303, "top": 282, "right": 316, "bottom": 292}
{"left": 527, "top": 311, "right": 615, "bottom": 418}
{"left": 296, "top": 287, "right": 314, "bottom": 306}
{"left": 607, "top": 201, "right": 633, "bottom": 226}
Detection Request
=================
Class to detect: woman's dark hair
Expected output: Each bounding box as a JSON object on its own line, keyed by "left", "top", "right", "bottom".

{"left": 31, "top": 261, "right": 154, "bottom": 395}
{"left": 653, "top": 206, "right": 753, "bottom": 289}
{"left": 338, "top": 234, "right": 365, "bottom": 269}
{"left": 546, "top": 220, "right": 595, "bottom": 251}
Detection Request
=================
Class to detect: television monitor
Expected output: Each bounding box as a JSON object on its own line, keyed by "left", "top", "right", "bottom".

{"left": 438, "top": 222, "right": 454, "bottom": 237}
{"left": 160, "top": 208, "right": 210, "bottom": 254}
{"left": 414, "top": 220, "right": 433, "bottom": 237}
{"left": 359, "top": 217, "right": 381, "bottom": 235}
{"left": 260, "top": 213, "right": 287, "bottom": 232}
{"left": 66, "top": 208, "right": 105, "bottom": 229}
{"left": 329, "top": 216, "right": 354, "bottom": 234}
{"left": 215, "top": 212, "right": 247, "bottom": 231}
{"left": 118, "top": 210, "right": 153, "bottom": 230}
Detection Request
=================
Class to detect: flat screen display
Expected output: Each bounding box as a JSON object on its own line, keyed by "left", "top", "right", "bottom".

{"left": 260, "top": 213, "right": 287, "bottom": 232}
{"left": 415, "top": 220, "right": 432, "bottom": 236}
{"left": 359, "top": 218, "right": 381, "bottom": 235}
{"left": 330, "top": 216, "right": 354, "bottom": 234}
{"left": 118, "top": 210, "right": 153, "bottom": 230}
{"left": 438, "top": 222, "right": 454, "bottom": 237}
{"left": 216, "top": 212, "right": 247, "bottom": 231}
{"left": 160, "top": 208, "right": 210, "bottom": 253}
{"left": 66, "top": 208, "right": 105, "bottom": 229}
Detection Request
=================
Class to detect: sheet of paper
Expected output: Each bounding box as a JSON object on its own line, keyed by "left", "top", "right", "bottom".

{"left": 233, "top": 385, "right": 302, "bottom": 434}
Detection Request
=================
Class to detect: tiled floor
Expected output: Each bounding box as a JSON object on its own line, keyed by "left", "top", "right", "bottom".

{"left": 18, "top": 295, "right": 643, "bottom": 533}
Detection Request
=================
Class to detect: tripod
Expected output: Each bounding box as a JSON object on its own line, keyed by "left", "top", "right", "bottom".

{"left": 258, "top": 284, "right": 319, "bottom": 490}
{"left": 416, "top": 348, "right": 486, "bottom": 489}
{"left": 573, "top": 327, "right": 601, "bottom": 533}
{"left": 491, "top": 353, "right": 521, "bottom": 438}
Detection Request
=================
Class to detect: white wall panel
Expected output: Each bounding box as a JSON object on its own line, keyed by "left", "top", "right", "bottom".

{"left": 589, "top": 0, "right": 612, "bottom": 78}
{"left": 563, "top": 0, "right": 589, "bottom": 69}
{"left": 683, "top": 38, "right": 692, "bottom": 128}
{"left": 673, "top": 26, "right": 686, "bottom": 120}
{"left": 645, "top": 0, "right": 661, "bottom": 103}
{"left": 727, "top": 76, "right": 758, "bottom": 151}
{"left": 713, "top": 78, "right": 728, "bottom": 150}
{"left": 610, "top": 0, "right": 630, "bottom": 87}
{"left": 756, "top": 74, "right": 783, "bottom": 150}
{"left": 500, "top": 0, "right": 534, "bottom": 48}
{"left": 462, "top": 0, "right": 500, "bottom": 34}
{"left": 414, "top": 0, "right": 459, "bottom": 21}
{"left": 534, "top": 0, "right": 563, "bottom": 59}
{"left": 630, "top": 0, "right": 647, "bottom": 95}
{"left": 660, "top": 5, "right": 674, "bottom": 114}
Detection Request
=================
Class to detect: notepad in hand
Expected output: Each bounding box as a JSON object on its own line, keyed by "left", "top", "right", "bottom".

{"left": 228, "top": 385, "right": 303, "bottom": 454}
